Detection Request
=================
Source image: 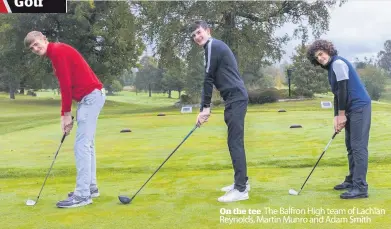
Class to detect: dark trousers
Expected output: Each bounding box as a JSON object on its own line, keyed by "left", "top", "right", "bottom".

{"left": 224, "top": 100, "right": 248, "bottom": 192}
{"left": 344, "top": 103, "right": 371, "bottom": 190}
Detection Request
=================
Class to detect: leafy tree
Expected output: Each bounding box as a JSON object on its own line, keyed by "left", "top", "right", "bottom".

{"left": 290, "top": 44, "right": 329, "bottom": 97}
{"left": 357, "top": 64, "right": 388, "bottom": 101}
{"left": 0, "top": 2, "right": 144, "bottom": 98}
{"left": 135, "top": 56, "right": 163, "bottom": 97}
{"left": 377, "top": 40, "right": 391, "bottom": 76}
{"left": 132, "top": 0, "right": 347, "bottom": 100}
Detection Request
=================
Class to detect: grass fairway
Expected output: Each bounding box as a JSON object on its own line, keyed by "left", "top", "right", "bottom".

{"left": 0, "top": 92, "right": 390, "bottom": 229}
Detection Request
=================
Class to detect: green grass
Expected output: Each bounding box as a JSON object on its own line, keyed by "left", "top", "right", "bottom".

{"left": 34, "top": 90, "right": 181, "bottom": 107}
{"left": 0, "top": 92, "right": 391, "bottom": 229}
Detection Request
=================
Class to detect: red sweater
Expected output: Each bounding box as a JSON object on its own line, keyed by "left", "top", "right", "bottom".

{"left": 46, "top": 42, "right": 103, "bottom": 116}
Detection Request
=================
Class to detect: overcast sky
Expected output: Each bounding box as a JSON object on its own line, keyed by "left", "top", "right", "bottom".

{"left": 278, "top": 0, "right": 391, "bottom": 64}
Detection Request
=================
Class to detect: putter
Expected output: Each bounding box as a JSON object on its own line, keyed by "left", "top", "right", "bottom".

{"left": 119, "top": 125, "right": 198, "bottom": 204}
{"left": 289, "top": 132, "right": 338, "bottom": 196}
{"left": 26, "top": 117, "right": 73, "bottom": 206}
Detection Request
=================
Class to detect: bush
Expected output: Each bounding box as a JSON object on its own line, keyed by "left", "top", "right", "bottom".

{"left": 248, "top": 88, "right": 280, "bottom": 104}
{"left": 211, "top": 88, "right": 223, "bottom": 106}
{"left": 276, "top": 89, "right": 290, "bottom": 99}
{"left": 292, "top": 89, "right": 314, "bottom": 98}
{"left": 180, "top": 94, "right": 194, "bottom": 104}
{"left": 357, "top": 65, "right": 388, "bottom": 101}
{"left": 212, "top": 99, "right": 223, "bottom": 106}
{"left": 26, "top": 90, "right": 37, "bottom": 97}
{"left": 111, "top": 80, "right": 123, "bottom": 93}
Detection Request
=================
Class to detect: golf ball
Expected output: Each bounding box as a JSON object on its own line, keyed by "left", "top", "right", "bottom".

{"left": 26, "top": 199, "right": 36, "bottom": 206}
{"left": 288, "top": 189, "right": 299, "bottom": 195}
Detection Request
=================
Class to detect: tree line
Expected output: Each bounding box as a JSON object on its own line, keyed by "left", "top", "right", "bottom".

{"left": 4, "top": 0, "right": 389, "bottom": 103}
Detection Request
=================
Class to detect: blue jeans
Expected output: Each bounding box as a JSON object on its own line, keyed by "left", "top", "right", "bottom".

{"left": 74, "top": 89, "right": 105, "bottom": 197}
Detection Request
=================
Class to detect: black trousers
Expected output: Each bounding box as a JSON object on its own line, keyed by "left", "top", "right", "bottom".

{"left": 344, "top": 103, "right": 371, "bottom": 190}
{"left": 224, "top": 100, "right": 248, "bottom": 192}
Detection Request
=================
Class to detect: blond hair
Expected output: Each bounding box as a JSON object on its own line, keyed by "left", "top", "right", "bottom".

{"left": 24, "top": 31, "right": 46, "bottom": 48}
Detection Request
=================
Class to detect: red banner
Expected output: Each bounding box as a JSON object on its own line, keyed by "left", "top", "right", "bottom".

{"left": 0, "top": 0, "right": 10, "bottom": 13}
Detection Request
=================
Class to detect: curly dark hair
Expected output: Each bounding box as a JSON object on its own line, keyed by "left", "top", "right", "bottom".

{"left": 306, "top": 40, "right": 338, "bottom": 66}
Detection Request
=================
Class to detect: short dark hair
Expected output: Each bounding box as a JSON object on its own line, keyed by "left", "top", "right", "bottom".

{"left": 307, "top": 39, "right": 338, "bottom": 66}
{"left": 189, "top": 20, "right": 209, "bottom": 34}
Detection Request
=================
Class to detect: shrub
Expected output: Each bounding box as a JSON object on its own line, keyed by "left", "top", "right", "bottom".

{"left": 180, "top": 94, "right": 193, "bottom": 104}
{"left": 212, "top": 99, "right": 223, "bottom": 106}
{"left": 111, "top": 80, "right": 123, "bottom": 93}
{"left": 248, "top": 88, "right": 280, "bottom": 104}
{"left": 292, "top": 89, "right": 314, "bottom": 98}
{"left": 357, "top": 65, "right": 388, "bottom": 101}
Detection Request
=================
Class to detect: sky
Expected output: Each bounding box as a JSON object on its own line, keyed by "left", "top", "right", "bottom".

{"left": 278, "top": 0, "right": 391, "bottom": 64}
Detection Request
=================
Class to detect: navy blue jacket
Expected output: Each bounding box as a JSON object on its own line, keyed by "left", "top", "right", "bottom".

{"left": 326, "top": 55, "right": 371, "bottom": 113}
{"left": 201, "top": 38, "right": 248, "bottom": 109}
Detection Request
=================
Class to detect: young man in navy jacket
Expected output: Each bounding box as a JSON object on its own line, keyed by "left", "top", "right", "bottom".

{"left": 307, "top": 39, "right": 371, "bottom": 199}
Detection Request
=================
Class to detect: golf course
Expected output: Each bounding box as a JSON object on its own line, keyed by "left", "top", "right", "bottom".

{"left": 0, "top": 91, "right": 390, "bottom": 229}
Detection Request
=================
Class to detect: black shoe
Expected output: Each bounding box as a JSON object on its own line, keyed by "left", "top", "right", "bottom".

{"left": 340, "top": 186, "right": 368, "bottom": 199}
{"left": 334, "top": 181, "right": 353, "bottom": 190}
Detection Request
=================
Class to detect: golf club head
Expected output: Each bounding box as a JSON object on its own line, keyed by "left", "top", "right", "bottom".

{"left": 118, "top": 195, "right": 132, "bottom": 204}
{"left": 288, "top": 189, "right": 299, "bottom": 196}
{"left": 26, "top": 199, "right": 36, "bottom": 206}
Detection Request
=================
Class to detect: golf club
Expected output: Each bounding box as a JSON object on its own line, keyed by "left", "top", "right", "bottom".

{"left": 119, "top": 125, "right": 198, "bottom": 204}
{"left": 26, "top": 117, "right": 73, "bottom": 206}
{"left": 289, "top": 132, "right": 338, "bottom": 196}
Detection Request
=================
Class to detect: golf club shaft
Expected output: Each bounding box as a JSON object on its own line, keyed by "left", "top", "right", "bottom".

{"left": 299, "top": 132, "right": 338, "bottom": 191}
{"left": 34, "top": 133, "right": 67, "bottom": 203}
{"left": 130, "top": 125, "right": 198, "bottom": 200}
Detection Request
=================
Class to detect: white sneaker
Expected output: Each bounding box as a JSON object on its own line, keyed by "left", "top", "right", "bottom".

{"left": 221, "top": 181, "right": 250, "bottom": 192}
{"left": 218, "top": 189, "right": 249, "bottom": 203}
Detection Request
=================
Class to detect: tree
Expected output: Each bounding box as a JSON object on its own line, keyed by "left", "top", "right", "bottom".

{"left": 87, "top": 1, "right": 145, "bottom": 93}
{"left": 259, "top": 66, "right": 280, "bottom": 89}
{"left": 110, "top": 80, "right": 123, "bottom": 93}
{"left": 133, "top": 1, "right": 346, "bottom": 70}
{"left": 182, "top": 46, "right": 204, "bottom": 101}
{"left": 357, "top": 64, "right": 388, "bottom": 101}
{"left": 161, "top": 56, "right": 186, "bottom": 98}
{"left": 132, "top": 0, "right": 346, "bottom": 101}
{"left": 49, "top": 1, "right": 144, "bottom": 94}
{"left": 377, "top": 40, "right": 391, "bottom": 76}
{"left": 120, "top": 69, "right": 136, "bottom": 87}
{"left": 0, "top": 68, "right": 18, "bottom": 99}
{"left": 162, "top": 68, "right": 185, "bottom": 99}
{"left": 0, "top": 2, "right": 145, "bottom": 98}
{"left": 242, "top": 66, "right": 277, "bottom": 90}
{"left": 0, "top": 15, "right": 40, "bottom": 98}
{"left": 289, "top": 44, "right": 329, "bottom": 97}
{"left": 135, "top": 56, "right": 163, "bottom": 97}
{"left": 354, "top": 56, "right": 376, "bottom": 70}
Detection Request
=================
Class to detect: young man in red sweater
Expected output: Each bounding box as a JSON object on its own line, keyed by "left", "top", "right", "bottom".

{"left": 24, "top": 31, "right": 106, "bottom": 208}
